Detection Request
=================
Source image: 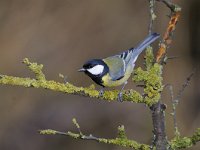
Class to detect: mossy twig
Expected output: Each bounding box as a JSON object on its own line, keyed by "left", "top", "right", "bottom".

{"left": 0, "top": 58, "right": 146, "bottom": 103}
{"left": 170, "top": 128, "right": 200, "bottom": 150}
{"left": 39, "top": 118, "right": 151, "bottom": 150}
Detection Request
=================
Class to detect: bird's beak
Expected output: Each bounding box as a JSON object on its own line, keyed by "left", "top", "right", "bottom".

{"left": 78, "top": 68, "right": 85, "bottom": 72}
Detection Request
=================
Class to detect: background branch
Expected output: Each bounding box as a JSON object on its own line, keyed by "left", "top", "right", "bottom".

{"left": 170, "top": 128, "right": 200, "bottom": 150}
{"left": 165, "top": 69, "right": 196, "bottom": 137}
{"left": 39, "top": 118, "right": 151, "bottom": 150}
{"left": 148, "top": 0, "right": 156, "bottom": 34}
{"left": 156, "top": 0, "right": 181, "bottom": 12}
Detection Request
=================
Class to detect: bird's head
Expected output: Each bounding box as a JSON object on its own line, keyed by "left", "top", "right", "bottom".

{"left": 78, "top": 59, "right": 108, "bottom": 77}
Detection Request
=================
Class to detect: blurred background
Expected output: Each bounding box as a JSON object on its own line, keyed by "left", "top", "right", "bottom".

{"left": 0, "top": 0, "right": 199, "bottom": 150}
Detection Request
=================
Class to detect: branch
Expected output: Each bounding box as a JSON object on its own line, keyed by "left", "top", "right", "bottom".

{"left": 0, "top": 57, "right": 164, "bottom": 106}
{"left": 0, "top": 58, "right": 145, "bottom": 104}
{"left": 170, "top": 128, "right": 200, "bottom": 150}
{"left": 155, "top": 0, "right": 181, "bottom": 63}
{"left": 39, "top": 118, "right": 151, "bottom": 150}
{"left": 148, "top": 0, "right": 156, "bottom": 34}
{"left": 133, "top": 47, "right": 163, "bottom": 105}
{"left": 175, "top": 69, "right": 196, "bottom": 102}
{"left": 156, "top": 0, "right": 181, "bottom": 12}
{"left": 150, "top": 102, "right": 168, "bottom": 149}
{"left": 165, "top": 69, "right": 196, "bottom": 137}
{"left": 165, "top": 84, "right": 180, "bottom": 136}
{"left": 146, "top": 1, "right": 168, "bottom": 149}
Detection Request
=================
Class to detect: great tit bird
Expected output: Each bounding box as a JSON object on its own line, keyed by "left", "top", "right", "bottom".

{"left": 78, "top": 33, "right": 160, "bottom": 101}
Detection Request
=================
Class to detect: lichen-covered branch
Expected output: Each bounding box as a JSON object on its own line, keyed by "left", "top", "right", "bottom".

{"left": 150, "top": 1, "right": 181, "bottom": 149}
{"left": 170, "top": 128, "right": 200, "bottom": 150}
{"left": 40, "top": 120, "right": 200, "bottom": 150}
{"left": 40, "top": 118, "right": 151, "bottom": 150}
{"left": 0, "top": 58, "right": 145, "bottom": 103}
{"left": 133, "top": 47, "right": 163, "bottom": 105}
{"left": 0, "top": 57, "right": 163, "bottom": 106}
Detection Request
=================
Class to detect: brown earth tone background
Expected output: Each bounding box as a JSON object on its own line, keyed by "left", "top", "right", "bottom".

{"left": 0, "top": 0, "right": 199, "bottom": 150}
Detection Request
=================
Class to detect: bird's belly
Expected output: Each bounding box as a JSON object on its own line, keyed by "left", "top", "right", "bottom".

{"left": 102, "top": 68, "right": 133, "bottom": 87}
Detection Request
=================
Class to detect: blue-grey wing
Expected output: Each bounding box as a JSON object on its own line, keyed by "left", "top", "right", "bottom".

{"left": 118, "top": 48, "right": 135, "bottom": 66}
{"left": 102, "top": 33, "right": 160, "bottom": 81}
{"left": 103, "top": 48, "right": 135, "bottom": 81}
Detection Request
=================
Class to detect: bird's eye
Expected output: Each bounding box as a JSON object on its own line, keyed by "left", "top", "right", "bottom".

{"left": 88, "top": 65, "right": 93, "bottom": 69}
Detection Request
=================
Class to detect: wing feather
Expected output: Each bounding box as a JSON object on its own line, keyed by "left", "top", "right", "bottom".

{"left": 103, "top": 56, "right": 125, "bottom": 81}
{"left": 103, "top": 33, "right": 160, "bottom": 81}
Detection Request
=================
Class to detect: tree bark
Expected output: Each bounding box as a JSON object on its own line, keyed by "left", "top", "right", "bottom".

{"left": 151, "top": 102, "right": 168, "bottom": 150}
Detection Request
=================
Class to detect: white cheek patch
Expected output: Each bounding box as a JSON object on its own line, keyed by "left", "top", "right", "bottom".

{"left": 87, "top": 65, "right": 104, "bottom": 75}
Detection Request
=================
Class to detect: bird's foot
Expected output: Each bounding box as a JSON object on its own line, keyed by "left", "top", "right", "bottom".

{"left": 117, "top": 92, "right": 123, "bottom": 102}
{"left": 99, "top": 89, "right": 104, "bottom": 97}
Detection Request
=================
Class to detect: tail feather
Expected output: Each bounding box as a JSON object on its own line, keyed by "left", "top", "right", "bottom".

{"left": 118, "top": 33, "right": 160, "bottom": 65}
{"left": 132, "top": 33, "right": 160, "bottom": 56}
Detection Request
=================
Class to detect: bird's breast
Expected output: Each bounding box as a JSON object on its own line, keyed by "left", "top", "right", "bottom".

{"left": 102, "top": 66, "right": 133, "bottom": 87}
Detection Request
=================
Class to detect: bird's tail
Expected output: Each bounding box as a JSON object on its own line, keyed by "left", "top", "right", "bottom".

{"left": 132, "top": 33, "right": 160, "bottom": 57}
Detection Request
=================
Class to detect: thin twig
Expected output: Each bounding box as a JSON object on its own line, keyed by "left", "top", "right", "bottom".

{"left": 175, "top": 69, "right": 196, "bottom": 101}
{"left": 148, "top": 0, "right": 156, "bottom": 34}
{"left": 155, "top": 0, "right": 181, "bottom": 63}
{"left": 167, "top": 56, "right": 180, "bottom": 60}
{"left": 156, "top": 11, "right": 181, "bottom": 63}
{"left": 156, "top": 0, "right": 181, "bottom": 12}
{"left": 165, "top": 69, "right": 196, "bottom": 136}
{"left": 165, "top": 84, "right": 179, "bottom": 136}
{"left": 72, "top": 118, "right": 83, "bottom": 136}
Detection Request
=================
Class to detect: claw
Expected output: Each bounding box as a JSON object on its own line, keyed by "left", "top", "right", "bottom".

{"left": 99, "top": 89, "right": 104, "bottom": 97}
{"left": 117, "top": 81, "right": 127, "bottom": 102}
{"left": 117, "top": 92, "right": 123, "bottom": 102}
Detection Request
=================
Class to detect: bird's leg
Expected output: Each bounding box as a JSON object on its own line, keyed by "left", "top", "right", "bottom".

{"left": 118, "top": 81, "right": 128, "bottom": 102}
{"left": 99, "top": 87, "right": 105, "bottom": 97}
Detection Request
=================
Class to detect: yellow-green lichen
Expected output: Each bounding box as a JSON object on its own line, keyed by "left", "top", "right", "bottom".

{"left": 123, "top": 89, "right": 144, "bottom": 103}
{"left": 72, "top": 118, "right": 81, "bottom": 130}
{"left": 132, "top": 47, "right": 164, "bottom": 106}
{"left": 117, "top": 125, "right": 127, "bottom": 139}
{"left": 170, "top": 136, "right": 192, "bottom": 149}
{"left": 170, "top": 128, "right": 200, "bottom": 150}
{"left": 145, "top": 46, "right": 154, "bottom": 71}
{"left": 132, "top": 63, "right": 163, "bottom": 106}
{"left": 0, "top": 74, "right": 144, "bottom": 103}
{"left": 23, "top": 58, "right": 46, "bottom": 80}
{"left": 98, "top": 138, "right": 150, "bottom": 150}
{"left": 39, "top": 129, "right": 57, "bottom": 135}
{"left": 67, "top": 131, "right": 80, "bottom": 139}
{"left": 192, "top": 128, "right": 200, "bottom": 144}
